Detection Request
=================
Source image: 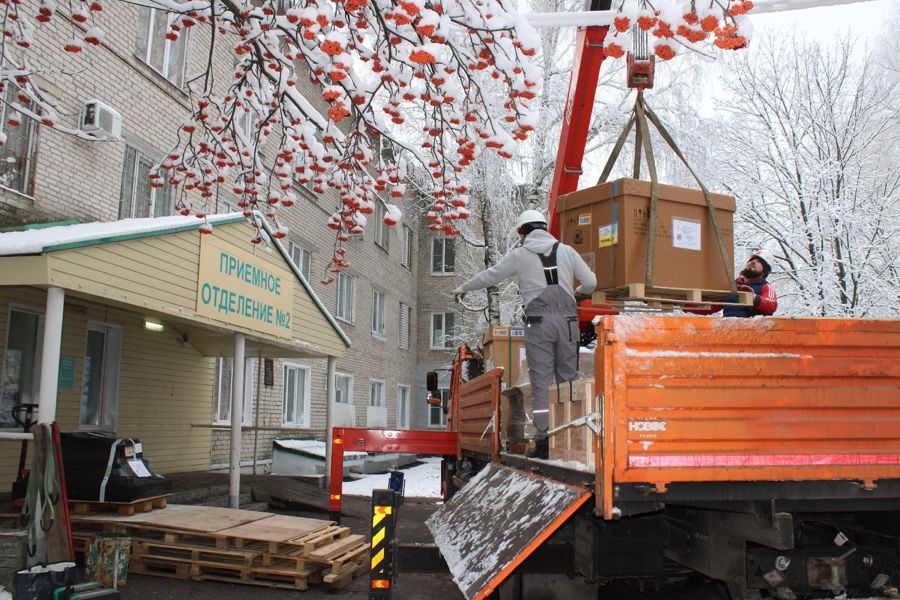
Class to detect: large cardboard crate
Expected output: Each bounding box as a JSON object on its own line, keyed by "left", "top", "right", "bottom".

{"left": 548, "top": 378, "right": 596, "bottom": 468}
{"left": 483, "top": 325, "right": 528, "bottom": 389}
{"left": 557, "top": 179, "right": 736, "bottom": 294}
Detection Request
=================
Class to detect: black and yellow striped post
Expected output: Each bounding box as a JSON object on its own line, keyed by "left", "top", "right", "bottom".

{"left": 369, "top": 489, "right": 397, "bottom": 599}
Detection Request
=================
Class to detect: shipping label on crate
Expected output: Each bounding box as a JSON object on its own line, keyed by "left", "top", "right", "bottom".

{"left": 672, "top": 217, "right": 702, "bottom": 251}
{"left": 598, "top": 202, "right": 619, "bottom": 248}
{"left": 598, "top": 223, "right": 618, "bottom": 247}
{"left": 510, "top": 327, "right": 526, "bottom": 338}
{"left": 578, "top": 213, "right": 592, "bottom": 225}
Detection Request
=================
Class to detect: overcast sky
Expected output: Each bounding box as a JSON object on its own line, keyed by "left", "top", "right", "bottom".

{"left": 749, "top": 0, "right": 896, "bottom": 42}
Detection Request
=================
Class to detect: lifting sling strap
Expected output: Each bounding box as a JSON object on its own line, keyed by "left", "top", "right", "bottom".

{"left": 538, "top": 243, "right": 560, "bottom": 285}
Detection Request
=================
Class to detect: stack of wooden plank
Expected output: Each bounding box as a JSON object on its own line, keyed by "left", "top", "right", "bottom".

{"left": 71, "top": 505, "right": 368, "bottom": 591}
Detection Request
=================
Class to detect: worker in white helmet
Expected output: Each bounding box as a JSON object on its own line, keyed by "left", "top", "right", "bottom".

{"left": 452, "top": 209, "right": 597, "bottom": 459}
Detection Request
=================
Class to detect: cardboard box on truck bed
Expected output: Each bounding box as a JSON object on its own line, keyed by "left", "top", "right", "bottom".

{"left": 558, "top": 179, "right": 736, "bottom": 293}
{"left": 483, "top": 325, "right": 528, "bottom": 389}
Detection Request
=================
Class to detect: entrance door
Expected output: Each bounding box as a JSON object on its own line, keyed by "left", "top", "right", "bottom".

{"left": 1, "top": 307, "right": 44, "bottom": 427}
{"left": 80, "top": 323, "right": 122, "bottom": 432}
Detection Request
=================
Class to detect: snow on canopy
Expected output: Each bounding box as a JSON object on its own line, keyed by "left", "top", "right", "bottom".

{"left": 0, "top": 214, "right": 242, "bottom": 256}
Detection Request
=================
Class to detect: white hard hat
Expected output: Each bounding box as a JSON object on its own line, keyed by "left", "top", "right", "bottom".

{"left": 515, "top": 209, "right": 548, "bottom": 229}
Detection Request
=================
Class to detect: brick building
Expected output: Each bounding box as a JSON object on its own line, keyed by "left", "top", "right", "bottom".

{"left": 0, "top": 1, "right": 459, "bottom": 472}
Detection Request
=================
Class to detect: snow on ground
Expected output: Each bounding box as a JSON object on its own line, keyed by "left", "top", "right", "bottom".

{"left": 342, "top": 456, "right": 442, "bottom": 498}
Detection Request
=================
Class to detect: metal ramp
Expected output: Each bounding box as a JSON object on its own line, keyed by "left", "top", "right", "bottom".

{"left": 425, "top": 463, "right": 591, "bottom": 600}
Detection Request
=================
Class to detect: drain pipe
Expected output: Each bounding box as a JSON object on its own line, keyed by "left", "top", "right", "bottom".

{"left": 229, "top": 333, "right": 246, "bottom": 509}
{"left": 324, "top": 356, "right": 337, "bottom": 489}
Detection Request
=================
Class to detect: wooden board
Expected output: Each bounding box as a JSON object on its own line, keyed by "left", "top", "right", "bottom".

{"left": 215, "top": 515, "right": 328, "bottom": 542}
{"left": 70, "top": 503, "right": 196, "bottom": 524}
{"left": 123, "top": 505, "right": 273, "bottom": 533}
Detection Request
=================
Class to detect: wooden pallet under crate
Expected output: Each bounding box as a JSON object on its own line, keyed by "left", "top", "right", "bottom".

{"left": 592, "top": 283, "right": 754, "bottom": 310}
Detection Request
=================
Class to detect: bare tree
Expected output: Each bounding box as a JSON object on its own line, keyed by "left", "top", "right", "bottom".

{"left": 710, "top": 33, "right": 900, "bottom": 317}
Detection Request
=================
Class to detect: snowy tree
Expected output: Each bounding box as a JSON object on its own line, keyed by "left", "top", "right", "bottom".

{"left": 708, "top": 33, "right": 900, "bottom": 317}
{"left": 0, "top": 0, "right": 544, "bottom": 275}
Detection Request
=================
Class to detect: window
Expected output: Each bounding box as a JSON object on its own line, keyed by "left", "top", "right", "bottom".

{"left": 372, "top": 290, "right": 386, "bottom": 338}
{"left": 1, "top": 307, "right": 43, "bottom": 427}
{"left": 79, "top": 323, "right": 123, "bottom": 432}
{"left": 374, "top": 203, "right": 390, "bottom": 250}
{"left": 431, "top": 312, "right": 455, "bottom": 349}
{"left": 399, "top": 303, "right": 411, "bottom": 350}
{"left": 334, "top": 372, "right": 353, "bottom": 405}
{"left": 429, "top": 388, "right": 448, "bottom": 428}
{"left": 369, "top": 380, "right": 384, "bottom": 408}
{"left": 289, "top": 241, "right": 312, "bottom": 282}
{"left": 135, "top": 6, "right": 189, "bottom": 87}
{"left": 283, "top": 363, "right": 310, "bottom": 426}
{"left": 119, "top": 145, "right": 174, "bottom": 218}
{"left": 0, "top": 90, "right": 38, "bottom": 195}
{"left": 431, "top": 237, "right": 455, "bottom": 274}
{"left": 400, "top": 226, "right": 413, "bottom": 269}
{"left": 336, "top": 272, "right": 355, "bottom": 323}
{"left": 397, "top": 385, "right": 410, "bottom": 429}
{"left": 214, "top": 357, "right": 255, "bottom": 424}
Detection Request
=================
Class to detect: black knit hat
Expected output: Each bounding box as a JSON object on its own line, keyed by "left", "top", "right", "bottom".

{"left": 749, "top": 254, "right": 772, "bottom": 277}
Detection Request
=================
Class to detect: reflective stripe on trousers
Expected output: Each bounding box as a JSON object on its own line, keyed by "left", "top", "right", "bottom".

{"left": 524, "top": 286, "right": 578, "bottom": 439}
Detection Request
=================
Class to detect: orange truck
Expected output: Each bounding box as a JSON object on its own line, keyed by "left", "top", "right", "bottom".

{"left": 429, "top": 315, "right": 900, "bottom": 600}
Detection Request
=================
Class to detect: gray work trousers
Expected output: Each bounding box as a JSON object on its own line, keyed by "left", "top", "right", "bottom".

{"left": 524, "top": 287, "right": 579, "bottom": 439}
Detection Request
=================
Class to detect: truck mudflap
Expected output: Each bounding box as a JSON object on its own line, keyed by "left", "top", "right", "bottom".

{"left": 426, "top": 463, "right": 591, "bottom": 600}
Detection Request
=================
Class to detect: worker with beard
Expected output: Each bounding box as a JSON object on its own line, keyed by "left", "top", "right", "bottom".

{"left": 688, "top": 254, "right": 778, "bottom": 317}
{"left": 451, "top": 210, "right": 597, "bottom": 459}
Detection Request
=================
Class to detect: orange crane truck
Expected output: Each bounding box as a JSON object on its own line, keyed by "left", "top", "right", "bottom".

{"left": 327, "top": 2, "right": 900, "bottom": 597}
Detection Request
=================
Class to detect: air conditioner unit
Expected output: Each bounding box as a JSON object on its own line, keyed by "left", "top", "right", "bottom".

{"left": 81, "top": 99, "right": 122, "bottom": 139}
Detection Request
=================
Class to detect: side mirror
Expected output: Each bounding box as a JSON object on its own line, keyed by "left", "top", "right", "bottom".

{"left": 426, "top": 393, "right": 442, "bottom": 407}
{"left": 426, "top": 371, "right": 438, "bottom": 394}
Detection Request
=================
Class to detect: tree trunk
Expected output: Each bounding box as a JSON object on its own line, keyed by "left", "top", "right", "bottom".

{"left": 480, "top": 196, "right": 502, "bottom": 325}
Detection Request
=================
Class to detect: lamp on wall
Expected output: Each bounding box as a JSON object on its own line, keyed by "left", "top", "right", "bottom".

{"left": 143, "top": 320, "right": 164, "bottom": 332}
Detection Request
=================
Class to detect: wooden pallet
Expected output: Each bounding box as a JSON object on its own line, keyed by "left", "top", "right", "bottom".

{"left": 129, "top": 554, "right": 317, "bottom": 590}
{"left": 592, "top": 283, "right": 754, "bottom": 310}
{"left": 131, "top": 539, "right": 262, "bottom": 569}
{"left": 70, "top": 494, "right": 170, "bottom": 517}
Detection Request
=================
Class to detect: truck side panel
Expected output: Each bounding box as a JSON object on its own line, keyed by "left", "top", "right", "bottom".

{"left": 597, "top": 316, "right": 900, "bottom": 517}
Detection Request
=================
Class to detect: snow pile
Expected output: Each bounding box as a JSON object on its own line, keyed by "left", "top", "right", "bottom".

{"left": 274, "top": 439, "right": 367, "bottom": 460}
{"left": 342, "top": 457, "right": 442, "bottom": 498}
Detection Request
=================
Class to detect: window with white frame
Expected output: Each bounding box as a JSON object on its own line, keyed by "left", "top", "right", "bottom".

{"left": 369, "top": 380, "right": 384, "bottom": 408}
{"left": 135, "top": 6, "right": 190, "bottom": 87}
{"left": 372, "top": 290, "right": 386, "bottom": 338}
{"left": 119, "top": 145, "right": 174, "bottom": 219}
{"left": 400, "top": 226, "right": 413, "bottom": 269}
{"left": 429, "top": 388, "right": 448, "bottom": 427}
{"left": 374, "top": 203, "right": 389, "bottom": 250}
{"left": 399, "top": 303, "right": 411, "bottom": 350}
{"left": 79, "top": 323, "right": 123, "bottom": 432}
{"left": 431, "top": 237, "right": 455, "bottom": 274}
{"left": 1, "top": 307, "right": 43, "bottom": 427}
{"left": 334, "top": 372, "right": 353, "bottom": 405}
{"left": 282, "top": 363, "right": 310, "bottom": 426}
{"left": 431, "top": 312, "right": 455, "bottom": 349}
{"left": 0, "top": 90, "right": 38, "bottom": 195}
{"left": 289, "top": 240, "right": 312, "bottom": 282}
{"left": 336, "top": 272, "right": 355, "bottom": 323}
{"left": 397, "top": 385, "right": 410, "bottom": 429}
{"left": 214, "top": 357, "right": 255, "bottom": 424}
